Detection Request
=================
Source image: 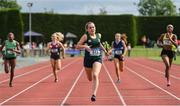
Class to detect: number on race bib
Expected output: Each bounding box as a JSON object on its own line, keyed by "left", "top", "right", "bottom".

{"left": 163, "top": 39, "right": 171, "bottom": 45}
{"left": 114, "top": 50, "right": 122, "bottom": 55}
{"left": 90, "top": 48, "right": 101, "bottom": 56}
{"left": 51, "top": 49, "right": 58, "bottom": 53}
{"left": 7, "top": 50, "right": 13, "bottom": 54}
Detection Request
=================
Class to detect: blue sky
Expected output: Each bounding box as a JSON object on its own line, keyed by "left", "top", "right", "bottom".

{"left": 17, "top": 0, "right": 180, "bottom": 15}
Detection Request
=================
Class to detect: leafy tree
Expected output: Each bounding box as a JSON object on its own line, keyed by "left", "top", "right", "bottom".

{"left": 0, "top": 0, "right": 21, "bottom": 10}
{"left": 137, "top": 0, "right": 177, "bottom": 16}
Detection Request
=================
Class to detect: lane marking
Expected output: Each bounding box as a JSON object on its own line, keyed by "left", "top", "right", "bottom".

{"left": 103, "top": 63, "right": 127, "bottom": 106}
{"left": 0, "top": 65, "right": 50, "bottom": 84}
{"left": 129, "top": 60, "right": 180, "bottom": 80}
{"left": 0, "top": 59, "right": 75, "bottom": 84}
{"left": 0, "top": 59, "right": 79, "bottom": 105}
{"left": 60, "top": 68, "right": 84, "bottom": 106}
{"left": 126, "top": 66, "right": 180, "bottom": 101}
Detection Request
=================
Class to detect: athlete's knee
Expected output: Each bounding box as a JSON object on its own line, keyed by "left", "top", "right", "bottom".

{"left": 4, "top": 65, "right": 8, "bottom": 69}
{"left": 115, "top": 67, "right": 119, "bottom": 70}
{"left": 87, "top": 75, "right": 92, "bottom": 81}
{"left": 120, "top": 68, "right": 124, "bottom": 72}
{"left": 93, "top": 73, "right": 99, "bottom": 80}
{"left": 10, "top": 71, "right": 14, "bottom": 76}
{"left": 87, "top": 77, "right": 92, "bottom": 81}
{"left": 165, "top": 64, "right": 170, "bottom": 69}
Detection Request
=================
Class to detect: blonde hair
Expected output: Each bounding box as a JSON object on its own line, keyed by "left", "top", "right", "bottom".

{"left": 51, "top": 33, "right": 57, "bottom": 39}
{"left": 51, "top": 32, "right": 64, "bottom": 42}
{"left": 56, "top": 32, "right": 64, "bottom": 42}
{"left": 115, "top": 33, "right": 121, "bottom": 37}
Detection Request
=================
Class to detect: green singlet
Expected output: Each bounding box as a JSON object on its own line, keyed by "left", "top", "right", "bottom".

{"left": 4, "top": 40, "right": 17, "bottom": 58}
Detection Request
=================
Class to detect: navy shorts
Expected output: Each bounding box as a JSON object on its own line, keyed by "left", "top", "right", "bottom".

{"left": 114, "top": 55, "right": 124, "bottom": 61}
{"left": 83, "top": 57, "right": 102, "bottom": 68}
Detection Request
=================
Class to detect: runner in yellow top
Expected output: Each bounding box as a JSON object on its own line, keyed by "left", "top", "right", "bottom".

{"left": 157, "top": 24, "right": 177, "bottom": 86}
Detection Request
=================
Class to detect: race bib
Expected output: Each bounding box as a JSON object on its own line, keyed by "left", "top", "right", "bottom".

{"left": 114, "top": 50, "right": 122, "bottom": 55}
{"left": 51, "top": 49, "right": 58, "bottom": 53}
{"left": 7, "top": 50, "right": 13, "bottom": 54}
{"left": 163, "top": 39, "right": 171, "bottom": 45}
{"left": 90, "top": 48, "right": 101, "bottom": 56}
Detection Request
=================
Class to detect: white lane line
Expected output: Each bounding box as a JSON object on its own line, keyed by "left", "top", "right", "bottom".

{"left": 60, "top": 68, "right": 84, "bottom": 106}
{"left": 103, "top": 63, "right": 127, "bottom": 106}
{"left": 0, "top": 59, "right": 78, "bottom": 105}
{"left": 126, "top": 66, "right": 180, "bottom": 101}
{"left": 129, "top": 60, "right": 180, "bottom": 80}
{"left": 0, "top": 65, "right": 50, "bottom": 84}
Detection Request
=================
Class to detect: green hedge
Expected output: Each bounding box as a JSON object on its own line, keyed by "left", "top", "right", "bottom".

{"left": 136, "top": 16, "right": 180, "bottom": 43}
{"left": 1, "top": 11, "right": 179, "bottom": 47}
{"left": 22, "top": 14, "right": 137, "bottom": 46}
{"left": 0, "top": 9, "right": 23, "bottom": 43}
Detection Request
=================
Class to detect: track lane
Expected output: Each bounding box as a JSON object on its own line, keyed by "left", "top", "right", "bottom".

{"left": 130, "top": 58, "right": 180, "bottom": 78}
{"left": 0, "top": 61, "right": 49, "bottom": 81}
{"left": 1, "top": 57, "right": 179, "bottom": 105}
{"left": 0, "top": 58, "right": 79, "bottom": 105}
{"left": 4, "top": 59, "right": 82, "bottom": 105}
{"left": 104, "top": 60, "right": 180, "bottom": 105}
{"left": 0, "top": 58, "right": 74, "bottom": 84}
{"left": 126, "top": 59, "right": 180, "bottom": 100}
{"left": 63, "top": 62, "right": 124, "bottom": 105}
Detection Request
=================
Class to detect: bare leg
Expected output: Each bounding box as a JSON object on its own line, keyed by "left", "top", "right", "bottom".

{"left": 9, "top": 59, "right": 16, "bottom": 87}
{"left": 51, "top": 59, "right": 58, "bottom": 82}
{"left": 85, "top": 67, "right": 92, "bottom": 81}
{"left": 114, "top": 58, "right": 120, "bottom": 81}
{"left": 92, "top": 62, "right": 101, "bottom": 96}
{"left": 161, "top": 55, "right": 171, "bottom": 86}
{"left": 118, "top": 60, "right": 124, "bottom": 83}
{"left": 4, "top": 59, "right": 9, "bottom": 73}
{"left": 57, "top": 59, "right": 61, "bottom": 70}
{"left": 119, "top": 61, "right": 124, "bottom": 72}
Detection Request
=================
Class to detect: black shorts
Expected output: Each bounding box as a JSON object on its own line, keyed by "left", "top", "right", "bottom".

{"left": 50, "top": 54, "right": 60, "bottom": 60}
{"left": 5, "top": 57, "right": 16, "bottom": 60}
{"left": 161, "top": 49, "right": 174, "bottom": 59}
{"left": 114, "top": 55, "right": 124, "bottom": 61}
{"left": 83, "top": 57, "right": 102, "bottom": 68}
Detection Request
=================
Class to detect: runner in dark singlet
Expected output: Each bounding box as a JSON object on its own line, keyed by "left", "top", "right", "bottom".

{"left": 47, "top": 32, "right": 65, "bottom": 82}
{"left": 76, "top": 22, "right": 108, "bottom": 102}
{"left": 109, "top": 33, "right": 127, "bottom": 83}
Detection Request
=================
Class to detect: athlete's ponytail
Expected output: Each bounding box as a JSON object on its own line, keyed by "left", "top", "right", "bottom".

{"left": 121, "top": 33, "right": 127, "bottom": 44}
{"left": 56, "top": 32, "right": 64, "bottom": 42}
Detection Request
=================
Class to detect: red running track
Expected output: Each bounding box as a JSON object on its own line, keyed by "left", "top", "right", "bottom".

{"left": 0, "top": 57, "right": 180, "bottom": 105}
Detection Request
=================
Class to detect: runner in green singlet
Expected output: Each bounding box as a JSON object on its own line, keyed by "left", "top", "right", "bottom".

{"left": 0, "top": 32, "right": 20, "bottom": 87}
{"left": 76, "top": 22, "right": 108, "bottom": 102}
